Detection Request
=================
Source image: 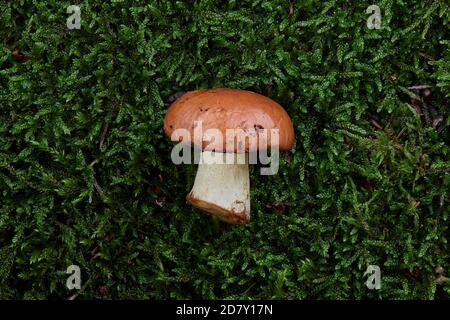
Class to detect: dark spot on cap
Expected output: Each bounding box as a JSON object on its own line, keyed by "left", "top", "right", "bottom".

{"left": 166, "top": 91, "right": 186, "bottom": 105}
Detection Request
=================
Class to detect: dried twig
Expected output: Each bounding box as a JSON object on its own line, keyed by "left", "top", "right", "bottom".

{"left": 93, "top": 177, "right": 104, "bottom": 197}
{"left": 407, "top": 85, "right": 433, "bottom": 90}
{"left": 68, "top": 277, "right": 93, "bottom": 300}
{"left": 396, "top": 127, "right": 406, "bottom": 140}
{"left": 99, "top": 123, "right": 109, "bottom": 149}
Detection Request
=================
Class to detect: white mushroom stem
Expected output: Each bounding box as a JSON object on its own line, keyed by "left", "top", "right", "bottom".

{"left": 186, "top": 151, "right": 250, "bottom": 224}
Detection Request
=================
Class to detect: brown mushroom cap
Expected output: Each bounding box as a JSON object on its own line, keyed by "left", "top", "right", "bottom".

{"left": 163, "top": 88, "right": 295, "bottom": 153}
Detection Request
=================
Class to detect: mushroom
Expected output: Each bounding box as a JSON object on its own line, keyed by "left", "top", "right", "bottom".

{"left": 163, "top": 88, "right": 294, "bottom": 224}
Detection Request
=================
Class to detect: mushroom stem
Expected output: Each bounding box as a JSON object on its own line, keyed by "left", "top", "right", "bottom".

{"left": 186, "top": 151, "right": 250, "bottom": 224}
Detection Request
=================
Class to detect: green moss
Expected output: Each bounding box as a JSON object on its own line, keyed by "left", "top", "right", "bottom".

{"left": 0, "top": 0, "right": 449, "bottom": 299}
